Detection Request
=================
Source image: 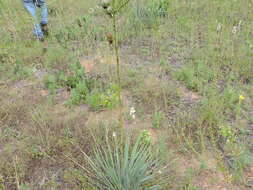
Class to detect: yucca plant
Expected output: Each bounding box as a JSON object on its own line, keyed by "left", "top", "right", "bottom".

{"left": 81, "top": 136, "right": 163, "bottom": 190}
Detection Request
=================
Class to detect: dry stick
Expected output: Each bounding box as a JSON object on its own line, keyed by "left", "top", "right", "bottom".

{"left": 62, "top": 153, "right": 93, "bottom": 176}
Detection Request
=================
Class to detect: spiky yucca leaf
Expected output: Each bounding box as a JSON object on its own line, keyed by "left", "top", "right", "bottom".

{"left": 83, "top": 137, "right": 162, "bottom": 190}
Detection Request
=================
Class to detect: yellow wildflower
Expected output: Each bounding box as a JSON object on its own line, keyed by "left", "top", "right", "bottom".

{"left": 239, "top": 95, "right": 245, "bottom": 101}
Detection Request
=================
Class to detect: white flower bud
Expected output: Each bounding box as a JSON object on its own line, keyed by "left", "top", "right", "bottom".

{"left": 217, "top": 23, "right": 222, "bottom": 32}
{"left": 232, "top": 26, "right": 237, "bottom": 34}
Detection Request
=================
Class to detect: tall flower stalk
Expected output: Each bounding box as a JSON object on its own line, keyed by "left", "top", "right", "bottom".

{"left": 112, "top": 0, "right": 123, "bottom": 129}
{"left": 104, "top": 0, "right": 131, "bottom": 130}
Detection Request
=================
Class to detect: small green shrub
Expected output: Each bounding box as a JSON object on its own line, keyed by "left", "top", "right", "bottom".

{"left": 44, "top": 60, "right": 119, "bottom": 107}
{"left": 139, "top": 130, "right": 152, "bottom": 145}
{"left": 148, "top": 0, "right": 170, "bottom": 17}
{"left": 43, "top": 74, "right": 59, "bottom": 94}
{"left": 174, "top": 61, "right": 215, "bottom": 92}
{"left": 86, "top": 84, "right": 119, "bottom": 110}
{"left": 225, "top": 143, "right": 253, "bottom": 181}
{"left": 219, "top": 125, "right": 237, "bottom": 143}
{"left": 222, "top": 86, "right": 239, "bottom": 110}
{"left": 67, "top": 81, "right": 89, "bottom": 105}
{"left": 152, "top": 111, "right": 165, "bottom": 129}
{"left": 44, "top": 61, "right": 95, "bottom": 104}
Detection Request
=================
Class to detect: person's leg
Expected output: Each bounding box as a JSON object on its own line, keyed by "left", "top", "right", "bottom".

{"left": 23, "top": 0, "right": 36, "bottom": 17}
{"left": 37, "top": 0, "right": 48, "bottom": 36}
{"left": 23, "top": 0, "right": 44, "bottom": 39}
{"left": 37, "top": 0, "right": 48, "bottom": 24}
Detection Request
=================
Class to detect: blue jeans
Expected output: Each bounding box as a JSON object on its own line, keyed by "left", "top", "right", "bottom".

{"left": 23, "top": 0, "right": 48, "bottom": 38}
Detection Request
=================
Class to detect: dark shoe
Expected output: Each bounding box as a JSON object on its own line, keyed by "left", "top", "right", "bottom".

{"left": 38, "top": 36, "right": 45, "bottom": 42}
{"left": 40, "top": 23, "right": 49, "bottom": 36}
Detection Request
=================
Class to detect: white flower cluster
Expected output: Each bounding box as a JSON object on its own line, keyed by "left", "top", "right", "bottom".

{"left": 101, "top": 0, "right": 113, "bottom": 15}
{"left": 232, "top": 20, "right": 242, "bottom": 34}
{"left": 216, "top": 20, "right": 243, "bottom": 35}
{"left": 130, "top": 107, "right": 136, "bottom": 119}
{"left": 216, "top": 23, "right": 222, "bottom": 33}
